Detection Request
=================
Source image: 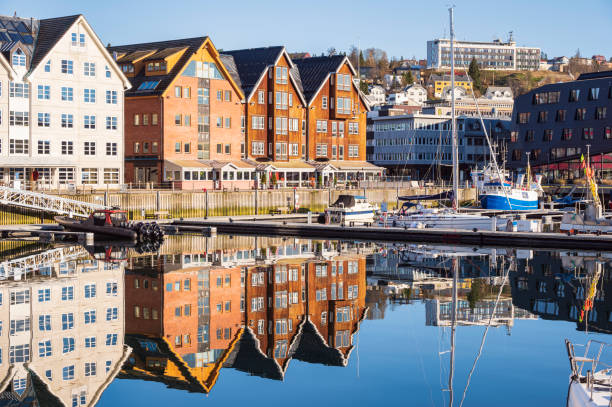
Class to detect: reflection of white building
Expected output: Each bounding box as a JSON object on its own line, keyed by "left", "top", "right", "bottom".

{"left": 425, "top": 298, "right": 537, "bottom": 329}
{"left": 0, "top": 247, "right": 129, "bottom": 406}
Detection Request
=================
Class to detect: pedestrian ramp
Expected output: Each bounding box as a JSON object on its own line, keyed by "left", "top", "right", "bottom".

{"left": 0, "top": 186, "right": 107, "bottom": 218}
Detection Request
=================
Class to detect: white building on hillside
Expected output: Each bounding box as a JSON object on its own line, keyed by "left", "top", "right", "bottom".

{"left": 0, "top": 14, "right": 130, "bottom": 189}
{"left": 403, "top": 83, "right": 427, "bottom": 104}
{"left": 366, "top": 85, "right": 386, "bottom": 106}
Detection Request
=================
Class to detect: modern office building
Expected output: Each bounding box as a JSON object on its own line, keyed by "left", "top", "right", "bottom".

{"left": 508, "top": 70, "right": 612, "bottom": 180}
{"left": 427, "top": 37, "right": 540, "bottom": 71}
{"left": 366, "top": 112, "right": 510, "bottom": 179}
{"left": 0, "top": 14, "right": 130, "bottom": 189}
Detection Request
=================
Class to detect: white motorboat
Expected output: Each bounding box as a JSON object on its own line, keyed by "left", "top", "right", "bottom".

{"left": 377, "top": 205, "right": 494, "bottom": 230}
{"left": 325, "top": 195, "right": 378, "bottom": 224}
{"left": 566, "top": 339, "right": 612, "bottom": 407}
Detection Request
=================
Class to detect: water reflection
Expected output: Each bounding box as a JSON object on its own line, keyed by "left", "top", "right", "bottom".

{"left": 0, "top": 238, "right": 610, "bottom": 405}
{"left": 0, "top": 242, "right": 128, "bottom": 406}
{"left": 120, "top": 236, "right": 371, "bottom": 391}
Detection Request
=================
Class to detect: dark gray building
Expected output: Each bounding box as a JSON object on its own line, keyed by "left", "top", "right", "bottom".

{"left": 508, "top": 71, "right": 612, "bottom": 181}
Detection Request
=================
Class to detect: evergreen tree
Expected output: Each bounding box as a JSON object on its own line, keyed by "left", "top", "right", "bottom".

{"left": 468, "top": 57, "right": 482, "bottom": 91}
{"left": 359, "top": 50, "right": 365, "bottom": 66}
{"left": 402, "top": 71, "right": 414, "bottom": 86}
{"left": 359, "top": 81, "right": 369, "bottom": 94}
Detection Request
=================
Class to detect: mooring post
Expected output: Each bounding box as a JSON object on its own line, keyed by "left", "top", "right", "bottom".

{"left": 104, "top": 191, "right": 108, "bottom": 207}
{"left": 254, "top": 188, "right": 258, "bottom": 215}
{"left": 156, "top": 190, "right": 161, "bottom": 211}
{"left": 396, "top": 185, "right": 399, "bottom": 210}
{"left": 293, "top": 188, "right": 297, "bottom": 212}
{"left": 205, "top": 189, "right": 209, "bottom": 218}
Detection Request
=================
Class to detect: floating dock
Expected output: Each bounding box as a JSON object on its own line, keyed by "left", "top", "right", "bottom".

{"left": 172, "top": 219, "right": 612, "bottom": 251}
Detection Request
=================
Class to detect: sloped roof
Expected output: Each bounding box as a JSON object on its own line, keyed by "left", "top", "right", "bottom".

{"left": 109, "top": 37, "right": 208, "bottom": 96}
{"left": 30, "top": 14, "right": 80, "bottom": 71}
{"left": 219, "top": 54, "right": 242, "bottom": 90}
{"left": 143, "top": 46, "right": 187, "bottom": 61}
{"left": 116, "top": 49, "right": 156, "bottom": 64}
{"left": 293, "top": 55, "right": 346, "bottom": 102}
{"left": 223, "top": 46, "right": 285, "bottom": 99}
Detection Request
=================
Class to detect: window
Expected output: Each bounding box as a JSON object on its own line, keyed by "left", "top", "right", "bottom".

{"left": 61, "top": 114, "right": 74, "bottom": 128}
{"left": 605, "top": 126, "right": 612, "bottom": 139}
{"left": 524, "top": 130, "right": 535, "bottom": 142}
{"left": 38, "top": 340, "right": 52, "bottom": 358}
{"left": 575, "top": 108, "right": 587, "bottom": 120}
{"left": 63, "top": 338, "right": 75, "bottom": 354}
{"left": 61, "top": 60, "right": 73, "bottom": 74}
{"left": 39, "top": 315, "right": 51, "bottom": 331}
{"left": 85, "top": 362, "right": 96, "bottom": 377}
{"left": 9, "top": 139, "right": 28, "bottom": 154}
{"left": 589, "top": 87, "right": 600, "bottom": 101}
{"left": 562, "top": 128, "right": 573, "bottom": 141}
{"left": 11, "top": 290, "right": 29, "bottom": 305}
{"left": 251, "top": 116, "right": 265, "bottom": 130}
{"left": 556, "top": 109, "right": 566, "bottom": 122}
{"left": 106, "top": 333, "right": 118, "bottom": 346}
{"left": 175, "top": 86, "right": 181, "bottom": 97}
{"left": 175, "top": 114, "right": 182, "bottom": 126}
{"left": 258, "top": 90, "right": 265, "bottom": 104}
{"left": 85, "top": 337, "right": 96, "bottom": 348}
{"left": 9, "top": 344, "right": 30, "bottom": 363}
{"left": 84, "top": 310, "right": 96, "bottom": 324}
{"left": 61, "top": 86, "right": 73, "bottom": 101}
{"left": 9, "top": 111, "right": 29, "bottom": 126}
{"left": 596, "top": 107, "right": 607, "bottom": 120}
{"left": 348, "top": 144, "right": 359, "bottom": 158}
{"left": 106, "top": 282, "right": 118, "bottom": 296}
{"left": 84, "top": 88, "right": 96, "bottom": 103}
{"left": 252, "top": 141, "right": 265, "bottom": 155}
{"left": 543, "top": 129, "right": 553, "bottom": 141}
{"left": 10, "top": 318, "right": 30, "bottom": 335}
{"left": 316, "top": 143, "right": 328, "bottom": 157}
{"left": 569, "top": 89, "right": 580, "bottom": 102}
{"left": 106, "top": 142, "right": 118, "bottom": 156}
{"left": 275, "top": 66, "right": 288, "bottom": 84}
{"left": 106, "top": 90, "right": 117, "bottom": 104}
{"left": 537, "top": 111, "right": 548, "bottom": 123}
{"left": 12, "top": 49, "right": 26, "bottom": 66}
{"left": 62, "top": 313, "right": 74, "bottom": 330}
{"left": 106, "top": 307, "right": 118, "bottom": 321}
{"left": 152, "top": 113, "right": 158, "bottom": 125}
{"left": 198, "top": 87, "right": 209, "bottom": 105}
{"left": 322, "top": 96, "right": 328, "bottom": 109}
{"left": 84, "top": 62, "right": 96, "bottom": 76}
{"left": 62, "top": 141, "right": 73, "bottom": 155}
{"left": 185, "top": 114, "right": 191, "bottom": 126}
{"left": 183, "top": 87, "right": 191, "bottom": 98}
{"left": 582, "top": 127, "right": 594, "bottom": 140}
{"left": 106, "top": 116, "right": 118, "bottom": 130}
{"left": 105, "top": 65, "right": 111, "bottom": 78}
{"left": 62, "top": 365, "right": 74, "bottom": 381}
{"left": 38, "top": 288, "right": 50, "bottom": 302}
{"left": 517, "top": 112, "right": 530, "bottom": 124}
{"left": 38, "top": 85, "right": 50, "bottom": 100}
{"left": 84, "top": 141, "right": 96, "bottom": 155}
{"left": 84, "top": 284, "right": 96, "bottom": 298}
{"left": 82, "top": 168, "right": 98, "bottom": 184}
{"left": 44, "top": 60, "right": 51, "bottom": 72}
{"left": 38, "top": 113, "right": 50, "bottom": 128}
{"left": 37, "top": 140, "right": 50, "bottom": 155}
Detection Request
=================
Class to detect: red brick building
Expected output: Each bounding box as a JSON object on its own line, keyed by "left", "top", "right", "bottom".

{"left": 108, "top": 37, "right": 254, "bottom": 189}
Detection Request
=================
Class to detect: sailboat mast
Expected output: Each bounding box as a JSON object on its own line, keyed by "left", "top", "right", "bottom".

{"left": 450, "top": 7, "right": 459, "bottom": 210}
{"left": 449, "top": 257, "right": 458, "bottom": 407}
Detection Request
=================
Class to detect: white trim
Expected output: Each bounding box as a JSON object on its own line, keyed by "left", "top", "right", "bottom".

{"left": 0, "top": 52, "right": 17, "bottom": 80}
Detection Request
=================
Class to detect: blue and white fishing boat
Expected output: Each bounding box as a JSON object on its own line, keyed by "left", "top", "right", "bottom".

{"left": 325, "top": 195, "right": 378, "bottom": 224}
{"left": 473, "top": 161, "right": 541, "bottom": 211}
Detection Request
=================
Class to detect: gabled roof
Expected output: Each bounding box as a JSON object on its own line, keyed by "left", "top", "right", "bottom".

{"left": 109, "top": 37, "right": 208, "bottom": 97}
{"left": 223, "top": 46, "right": 306, "bottom": 105}
{"left": 293, "top": 55, "right": 370, "bottom": 110}
{"left": 219, "top": 54, "right": 242, "bottom": 90}
{"left": 293, "top": 54, "right": 346, "bottom": 102}
{"left": 30, "top": 14, "right": 80, "bottom": 71}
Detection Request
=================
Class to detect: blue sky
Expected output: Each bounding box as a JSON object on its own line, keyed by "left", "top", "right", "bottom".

{"left": 4, "top": 0, "right": 611, "bottom": 60}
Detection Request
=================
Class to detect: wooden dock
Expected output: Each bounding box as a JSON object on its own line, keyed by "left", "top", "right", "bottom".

{"left": 172, "top": 219, "right": 612, "bottom": 251}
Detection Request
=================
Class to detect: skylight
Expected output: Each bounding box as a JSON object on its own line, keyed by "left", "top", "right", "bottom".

{"left": 137, "top": 80, "right": 160, "bottom": 91}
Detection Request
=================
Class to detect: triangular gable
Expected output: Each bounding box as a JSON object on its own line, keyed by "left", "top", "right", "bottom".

{"left": 0, "top": 47, "right": 18, "bottom": 80}
{"left": 161, "top": 37, "right": 244, "bottom": 100}
{"left": 27, "top": 15, "right": 131, "bottom": 89}
{"left": 240, "top": 47, "right": 306, "bottom": 106}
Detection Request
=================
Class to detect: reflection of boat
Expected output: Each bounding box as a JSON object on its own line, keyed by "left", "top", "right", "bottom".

{"left": 325, "top": 195, "right": 378, "bottom": 224}
{"left": 565, "top": 339, "right": 612, "bottom": 407}
{"left": 56, "top": 209, "right": 137, "bottom": 240}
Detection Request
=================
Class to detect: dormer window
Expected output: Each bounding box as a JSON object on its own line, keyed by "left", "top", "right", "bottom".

{"left": 71, "top": 33, "right": 85, "bottom": 47}
{"left": 12, "top": 49, "right": 25, "bottom": 67}
{"left": 122, "top": 64, "right": 134, "bottom": 73}
{"left": 147, "top": 61, "right": 167, "bottom": 72}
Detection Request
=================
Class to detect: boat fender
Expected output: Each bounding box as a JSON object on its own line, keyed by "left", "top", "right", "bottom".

{"left": 472, "top": 228, "right": 478, "bottom": 232}
{"left": 392, "top": 220, "right": 397, "bottom": 227}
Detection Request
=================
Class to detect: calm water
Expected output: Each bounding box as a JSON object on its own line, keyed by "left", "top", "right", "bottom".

{"left": 0, "top": 236, "right": 609, "bottom": 406}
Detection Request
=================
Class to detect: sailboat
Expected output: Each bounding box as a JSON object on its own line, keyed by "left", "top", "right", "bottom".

{"left": 376, "top": 8, "right": 493, "bottom": 231}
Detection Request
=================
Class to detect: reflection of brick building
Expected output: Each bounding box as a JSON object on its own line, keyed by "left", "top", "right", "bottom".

{"left": 510, "top": 252, "right": 612, "bottom": 333}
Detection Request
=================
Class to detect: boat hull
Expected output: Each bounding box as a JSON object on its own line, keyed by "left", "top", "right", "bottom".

{"left": 326, "top": 209, "right": 376, "bottom": 223}
{"left": 479, "top": 194, "right": 538, "bottom": 210}
{"left": 377, "top": 214, "right": 493, "bottom": 230}
{"left": 55, "top": 216, "right": 137, "bottom": 240}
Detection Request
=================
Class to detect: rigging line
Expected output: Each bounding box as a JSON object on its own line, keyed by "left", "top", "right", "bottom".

{"left": 458, "top": 261, "right": 511, "bottom": 407}
{"left": 455, "top": 44, "right": 513, "bottom": 210}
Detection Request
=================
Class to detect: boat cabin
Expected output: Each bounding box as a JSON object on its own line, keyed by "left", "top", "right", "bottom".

{"left": 330, "top": 195, "right": 367, "bottom": 208}
{"left": 90, "top": 209, "right": 128, "bottom": 227}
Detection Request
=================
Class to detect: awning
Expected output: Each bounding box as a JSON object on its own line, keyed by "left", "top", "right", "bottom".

{"left": 253, "top": 161, "right": 316, "bottom": 172}
{"left": 0, "top": 157, "right": 77, "bottom": 167}
{"left": 327, "top": 161, "right": 384, "bottom": 172}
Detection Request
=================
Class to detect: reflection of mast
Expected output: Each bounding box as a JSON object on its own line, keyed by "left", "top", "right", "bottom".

{"left": 448, "top": 256, "right": 458, "bottom": 407}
